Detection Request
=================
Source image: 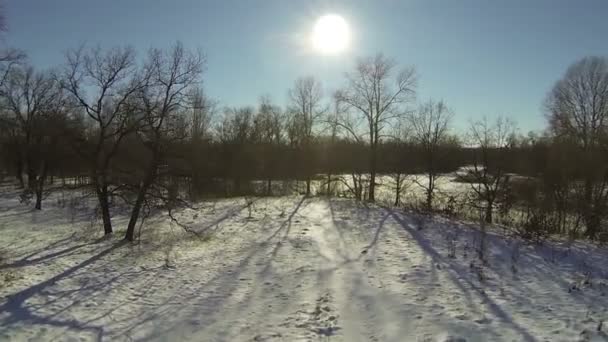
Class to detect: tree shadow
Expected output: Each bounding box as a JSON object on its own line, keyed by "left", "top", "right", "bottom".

{"left": 262, "top": 196, "right": 307, "bottom": 266}
{"left": 0, "top": 234, "right": 105, "bottom": 270}
{"left": 387, "top": 208, "right": 537, "bottom": 342}
{"left": 193, "top": 198, "right": 260, "bottom": 235}
{"left": 321, "top": 198, "right": 391, "bottom": 268}
{"left": 0, "top": 241, "right": 126, "bottom": 341}
{"left": 1, "top": 234, "right": 76, "bottom": 263}
{"left": 117, "top": 196, "right": 309, "bottom": 340}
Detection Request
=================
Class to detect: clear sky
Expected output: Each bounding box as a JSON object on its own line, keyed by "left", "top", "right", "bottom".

{"left": 4, "top": 0, "right": 608, "bottom": 132}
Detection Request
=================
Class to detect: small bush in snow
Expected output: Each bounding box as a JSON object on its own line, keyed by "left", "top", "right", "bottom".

{"left": 511, "top": 242, "right": 520, "bottom": 275}
{"left": 446, "top": 232, "right": 457, "bottom": 259}
{"left": 463, "top": 240, "right": 470, "bottom": 259}
{"left": 473, "top": 223, "right": 488, "bottom": 265}
{"left": 515, "top": 210, "right": 551, "bottom": 244}
{"left": 443, "top": 195, "right": 458, "bottom": 218}
{"left": 470, "top": 261, "right": 485, "bottom": 283}
{"left": 19, "top": 189, "right": 33, "bottom": 205}
{"left": 1, "top": 270, "right": 19, "bottom": 285}
{"left": 245, "top": 197, "right": 255, "bottom": 219}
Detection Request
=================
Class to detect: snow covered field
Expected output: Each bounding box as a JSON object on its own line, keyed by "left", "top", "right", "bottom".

{"left": 1, "top": 189, "right": 607, "bottom": 341}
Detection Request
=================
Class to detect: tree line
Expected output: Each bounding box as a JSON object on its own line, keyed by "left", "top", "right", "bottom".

{"left": 1, "top": 42, "right": 607, "bottom": 242}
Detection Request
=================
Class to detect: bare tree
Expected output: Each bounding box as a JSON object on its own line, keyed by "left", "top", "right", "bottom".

{"left": 330, "top": 98, "right": 368, "bottom": 201}
{"left": 1, "top": 67, "right": 55, "bottom": 186}
{"left": 335, "top": 53, "right": 416, "bottom": 201}
{"left": 188, "top": 87, "right": 216, "bottom": 142}
{"left": 218, "top": 106, "right": 255, "bottom": 194}
{"left": 60, "top": 45, "right": 146, "bottom": 235}
{"left": 408, "top": 99, "right": 454, "bottom": 210}
{"left": 546, "top": 56, "right": 608, "bottom": 239}
{"left": 0, "top": 49, "right": 25, "bottom": 89}
{"left": 322, "top": 98, "right": 341, "bottom": 195}
{"left": 0, "top": 65, "right": 66, "bottom": 208}
{"left": 467, "top": 116, "right": 516, "bottom": 224}
{"left": 547, "top": 57, "right": 608, "bottom": 150}
{"left": 253, "top": 95, "right": 283, "bottom": 195}
{"left": 384, "top": 120, "right": 412, "bottom": 206}
{"left": 0, "top": 2, "right": 6, "bottom": 33}
{"left": 288, "top": 77, "right": 324, "bottom": 196}
{"left": 124, "top": 42, "right": 205, "bottom": 241}
{"left": 0, "top": 50, "right": 28, "bottom": 185}
{"left": 181, "top": 86, "right": 217, "bottom": 199}
{"left": 0, "top": 3, "right": 25, "bottom": 84}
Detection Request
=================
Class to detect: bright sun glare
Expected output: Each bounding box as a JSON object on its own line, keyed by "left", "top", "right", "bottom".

{"left": 311, "top": 14, "right": 350, "bottom": 55}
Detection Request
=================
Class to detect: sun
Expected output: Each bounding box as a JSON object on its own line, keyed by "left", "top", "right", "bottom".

{"left": 311, "top": 14, "right": 350, "bottom": 55}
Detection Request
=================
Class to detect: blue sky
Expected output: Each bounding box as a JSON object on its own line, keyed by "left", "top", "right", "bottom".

{"left": 5, "top": 0, "right": 608, "bottom": 132}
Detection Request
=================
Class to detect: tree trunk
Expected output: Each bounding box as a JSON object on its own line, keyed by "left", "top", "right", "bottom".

{"left": 485, "top": 200, "right": 493, "bottom": 224}
{"left": 126, "top": 150, "right": 160, "bottom": 242}
{"left": 326, "top": 173, "right": 332, "bottom": 195}
{"left": 394, "top": 174, "right": 401, "bottom": 207}
{"left": 26, "top": 156, "right": 37, "bottom": 190}
{"left": 125, "top": 184, "right": 148, "bottom": 242}
{"left": 352, "top": 174, "right": 362, "bottom": 201}
{"left": 584, "top": 206, "right": 600, "bottom": 239}
{"left": 34, "top": 182, "right": 43, "bottom": 210}
{"left": 267, "top": 178, "right": 272, "bottom": 196}
{"left": 426, "top": 173, "right": 434, "bottom": 210}
{"left": 582, "top": 178, "right": 598, "bottom": 238}
{"left": 16, "top": 159, "right": 24, "bottom": 188}
{"left": 96, "top": 184, "right": 113, "bottom": 235}
{"left": 34, "top": 161, "right": 49, "bottom": 210}
{"left": 306, "top": 178, "right": 311, "bottom": 196}
{"left": 369, "top": 172, "right": 376, "bottom": 202}
{"left": 368, "top": 145, "right": 377, "bottom": 202}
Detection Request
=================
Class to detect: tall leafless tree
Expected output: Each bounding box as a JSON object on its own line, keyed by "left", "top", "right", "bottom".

{"left": 218, "top": 106, "right": 255, "bottom": 194}
{"left": 408, "top": 99, "right": 454, "bottom": 210}
{"left": 0, "top": 49, "right": 25, "bottom": 89}
{"left": 467, "top": 116, "right": 516, "bottom": 224}
{"left": 124, "top": 42, "right": 205, "bottom": 241}
{"left": 322, "top": 98, "right": 341, "bottom": 196}
{"left": 546, "top": 56, "right": 608, "bottom": 238}
{"left": 0, "top": 44, "right": 26, "bottom": 186}
{"left": 335, "top": 53, "right": 416, "bottom": 202}
{"left": 288, "top": 77, "right": 324, "bottom": 196}
{"left": 188, "top": 87, "right": 216, "bottom": 142}
{"left": 0, "top": 65, "right": 66, "bottom": 209}
{"left": 1, "top": 67, "right": 54, "bottom": 185}
{"left": 253, "top": 95, "right": 283, "bottom": 195}
{"left": 60, "top": 45, "right": 146, "bottom": 235}
{"left": 330, "top": 96, "right": 368, "bottom": 200}
{"left": 0, "top": 3, "right": 26, "bottom": 98}
{"left": 182, "top": 86, "right": 216, "bottom": 198}
{"left": 384, "top": 119, "right": 412, "bottom": 207}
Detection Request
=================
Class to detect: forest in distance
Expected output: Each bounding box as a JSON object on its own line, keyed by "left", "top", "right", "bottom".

{"left": 1, "top": 42, "right": 608, "bottom": 243}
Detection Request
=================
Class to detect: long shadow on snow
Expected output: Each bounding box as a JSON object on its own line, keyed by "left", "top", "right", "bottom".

{"left": 260, "top": 196, "right": 307, "bottom": 274}
{"left": 193, "top": 198, "right": 261, "bottom": 235}
{"left": 126, "top": 196, "right": 309, "bottom": 340}
{"left": 0, "top": 241, "right": 126, "bottom": 341}
{"left": 0, "top": 234, "right": 76, "bottom": 265}
{"left": 387, "top": 208, "right": 537, "bottom": 342}
{"left": 0, "top": 234, "right": 103, "bottom": 270}
{"left": 322, "top": 198, "right": 391, "bottom": 267}
{"left": 322, "top": 199, "right": 481, "bottom": 341}
{"left": 437, "top": 218, "right": 607, "bottom": 315}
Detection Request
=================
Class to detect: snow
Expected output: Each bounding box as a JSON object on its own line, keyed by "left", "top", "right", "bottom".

{"left": 1, "top": 189, "right": 608, "bottom": 341}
